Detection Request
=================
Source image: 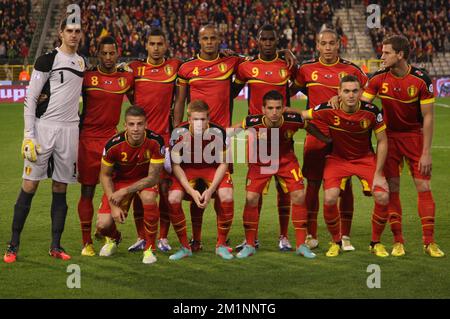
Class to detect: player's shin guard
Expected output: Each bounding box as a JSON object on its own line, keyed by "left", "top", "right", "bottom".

{"left": 143, "top": 204, "right": 159, "bottom": 251}
{"left": 78, "top": 196, "right": 94, "bottom": 245}
{"left": 10, "top": 189, "right": 35, "bottom": 246}
{"left": 306, "top": 183, "right": 320, "bottom": 238}
{"left": 418, "top": 191, "right": 436, "bottom": 245}
{"left": 190, "top": 201, "right": 204, "bottom": 242}
{"left": 243, "top": 204, "right": 259, "bottom": 246}
{"left": 388, "top": 192, "right": 404, "bottom": 243}
{"left": 158, "top": 192, "right": 171, "bottom": 239}
{"left": 132, "top": 198, "right": 145, "bottom": 239}
{"left": 169, "top": 203, "right": 189, "bottom": 248}
{"left": 277, "top": 189, "right": 291, "bottom": 238}
{"left": 339, "top": 183, "right": 354, "bottom": 237}
{"left": 371, "top": 202, "right": 389, "bottom": 242}
{"left": 216, "top": 201, "right": 234, "bottom": 246}
{"left": 323, "top": 204, "right": 341, "bottom": 242}
{"left": 50, "top": 192, "right": 68, "bottom": 249}
{"left": 291, "top": 203, "right": 308, "bottom": 248}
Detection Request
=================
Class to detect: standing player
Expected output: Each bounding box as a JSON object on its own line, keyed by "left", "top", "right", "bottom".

{"left": 172, "top": 24, "right": 243, "bottom": 251}
{"left": 127, "top": 28, "right": 182, "bottom": 253}
{"left": 232, "top": 24, "right": 296, "bottom": 252}
{"left": 235, "top": 90, "right": 330, "bottom": 259}
{"left": 167, "top": 100, "right": 234, "bottom": 260}
{"left": 96, "top": 106, "right": 165, "bottom": 264}
{"left": 77, "top": 36, "right": 134, "bottom": 257}
{"left": 4, "top": 17, "right": 85, "bottom": 263}
{"left": 302, "top": 75, "right": 390, "bottom": 257}
{"left": 290, "top": 29, "right": 368, "bottom": 251}
{"left": 360, "top": 35, "right": 444, "bottom": 257}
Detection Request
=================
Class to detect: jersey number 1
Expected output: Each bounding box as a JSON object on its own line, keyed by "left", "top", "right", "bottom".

{"left": 59, "top": 71, "right": 64, "bottom": 83}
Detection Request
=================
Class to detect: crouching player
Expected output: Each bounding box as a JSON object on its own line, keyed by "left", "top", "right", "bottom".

{"left": 301, "top": 75, "right": 390, "bottom": 257}
{"left": 236, "top": 90, "right": 330, "bottom": 259}
{"left": 168, "top": 100, "right": 234, "bottom": 261}
{"left": 96, "top": 105, "right": 165, "bottom": 264}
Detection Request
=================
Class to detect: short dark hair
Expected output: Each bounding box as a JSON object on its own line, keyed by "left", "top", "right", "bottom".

{"left": 125, "top": 105, "right": 146, "bottom": 119}
{"left": 317, "top": 28, "right": 339, "bottom": 42}
{"left": 257, "top": 24, "right": 277, "bottom": 38}
{"left": 147, "top": 28, "right": 167, "bottom": 41}
{"left": 339, "top": 74, "right": 361, "bottom": 87}
{"left": 263, "top": 90, "right": 284, "bottom": 106}
{"left": 383, "top": 35, "right": 410, "bottom": 60}
{"left": 97, "top": 36, "right": 118, "bottom": 51}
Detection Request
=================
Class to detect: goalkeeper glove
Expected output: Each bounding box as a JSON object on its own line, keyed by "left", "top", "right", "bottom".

{"left": 21, "top": 138, "right": 41, "bottom": 162}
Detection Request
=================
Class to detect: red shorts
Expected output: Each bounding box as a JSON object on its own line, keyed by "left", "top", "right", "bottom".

{"left": 323, "top": 155, "right": 380, "bottom": 196}
{"left": 302, "top": 134, "right": 330, "bottom": 180}
{"left": 78, "top": 137, "right": 110, "bottom": 185}
{"left": 384, "top": 132, "right": 430, "bottom": 180}
{"left": 170, "top": 167, "right": 233, "bottom": 192}
{"left": 246, "top": 160, "right": 305, "bottom": 194}
{"left": 98, "top": 180, "right": 158, "bottom": 215}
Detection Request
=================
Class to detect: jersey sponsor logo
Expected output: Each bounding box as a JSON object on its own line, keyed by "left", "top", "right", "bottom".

{"left": 218, "top": 63, "right": 227, "bottom": 73}
{"left": 324, "top": 74, "right": 333, "bottom": 79}
{"left": 164, "top": 65, "right": 174, "bottom": 76}
{"left": 376, "top": 113, "right": 383, "bottom": 123}
{"left": 265, "top": 71, "right": 273, "bottom": 76}
{"left": 118, "top": 77, "right": 127, "bottom": 88}
{"left": 360, "top": 119, "right": 371, "bottom": 129}
{"left": 407, "top": 85, "right": 418, "bottom": 97}
{"left": 112, "top": 135, "right": 121, "bottom": 143}
{"left": 429, "top": 84, "right": 434, "bottom": 93}
{"left": 249, "top": 117, "right": 259, "bottom": 122}
{"left": 286, "top": 113, "right": 297, "bottom": 119}
{"left": 314, "top": 104, "right": 321, "bottom": 110}
{"left": 415, "top": 70, "right": 424, "bottom": 77}
{"left": 279, "top": 69, "right": 287, "bottom": 78}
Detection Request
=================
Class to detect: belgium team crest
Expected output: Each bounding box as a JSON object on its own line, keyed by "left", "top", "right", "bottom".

{"left": 360, "top": 119, "right": 371, "bottom": 129}
{"left": 407, "top": 85, "right": 418, "bottom": 97}
{"left": 218, "top": 63, "right": 227, "bottom": 73}
{"left": 118, "top": 77, "right": 127, "bottom": 88}
{"left": 279, "top": 68, "right": 287, "bottom": 79}
{"left": 165, "top": 65, "right": 173, "bottom": 76}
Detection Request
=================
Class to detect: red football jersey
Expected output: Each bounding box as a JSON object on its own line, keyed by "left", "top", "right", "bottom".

{"left": 102, "top": 129, "right": 165, "bottom": 182}
{"left": 128, "top": 58, "right": 182, "bottom": 144}
{"left": 295, "top": 57, "right": 368, "bottom": 132}
{"left": 309, "top": 101, "right": 386, "bottom": 160}
{"left": 80, "top": 66, "right": 133, "bottom": 138}
{"left": 177, "top": 54, "right": 243, "bottom": 127}
{"left": 235, "top": 54, "right": 293, "bottom": 115}
{"left": 242, "top": 112, "right": 306, "bottom": 166}
{"left": 170, "top": 121, "right": 228, "bottom": 170}
{"left": 362, "top": 65, "right": 435, "bottom": 133}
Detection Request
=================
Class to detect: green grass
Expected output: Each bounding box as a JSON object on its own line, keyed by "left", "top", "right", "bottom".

{"left": 0, "top": 98, "right": 449, "bottom": 298}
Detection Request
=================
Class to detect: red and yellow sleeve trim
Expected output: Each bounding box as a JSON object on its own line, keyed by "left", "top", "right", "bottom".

{"left": 420, "top": 98, "right": 435, "bottom": 105}
{"left": 307, "top": 108, "right": 314, "bottom": 118}
{"left": 234, "top": 78, "right": 245, "bottom": 84}
{"left": 150, "top": 158, "right": 165, "bottom": 164}
{"left": 101, "top": 158, "right": 114, "bottom": 166}
{"left": 362, "top": 91, "right": 376, "bottom": 100}
{"left": 374, "top": 124, "right": 386, "bottom": 134}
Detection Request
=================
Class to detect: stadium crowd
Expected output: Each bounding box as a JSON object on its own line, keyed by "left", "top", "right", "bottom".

{"left": 0, "top": 0, "right": 35, "bottom": 61}
{"left": 76, "top": 0, "right": 343, "bottom": 61}
{"left": 368, "top": 0, "right": 450, "bottom": 62}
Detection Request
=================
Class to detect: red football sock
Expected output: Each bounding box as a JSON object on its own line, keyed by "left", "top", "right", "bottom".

{"left": 388, "top": 192, "right": 404, "bottom": 243}
{"left": 243, "top": 204, "right": 259, "bottom": 247}
{"left": 277, "top": 189, "right": 291, "bottom": 238}
{"left": 158, "top": 192, "right": 170, "bottom": 239}
{"left": 143, "top": 203, "right": 159, "bottom": 251}
{"left": 169, "top": 203, "right": 189, "bottom": 248}
{"left": 99, "top": 222, "right": 121, "bottom": 241}
{"left": 339, "top": 183, "right": 354, "bottom": 237}
{"left": 306, "top": 183, "right": 320, "bottom": 238}
{"left": 132, "top": 197, "right": 145, "bottom": 239}
{"left": 291, "top": 203, "right": 308, "bottom": 248}
{"left": 323, "top": 203, "right": 341, "bottom": 242}
{"left": 77, "top": 196, "right": 94, "bottom": 245}
{"left": 216, "top": 201, "right": 234, "bottom": 247}
{"left": 190, "top": 201, "right": 204, "bottom": 242}
{"left": 418, "top": 191, "right": 435, "bottom": 245}
{"left": 371, "top": 202, "right": 389, "bottom": 242}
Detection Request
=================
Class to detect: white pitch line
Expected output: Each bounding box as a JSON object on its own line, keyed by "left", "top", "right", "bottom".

{"left": 436, "top": 103, "right": 450, "bottom": 108}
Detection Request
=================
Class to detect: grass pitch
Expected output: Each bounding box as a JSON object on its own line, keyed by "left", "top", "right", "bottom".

{"left": 0, "top": 98, "right": 449, "bottom": 299}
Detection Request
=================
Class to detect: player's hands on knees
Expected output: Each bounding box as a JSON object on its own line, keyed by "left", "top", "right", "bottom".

{"left": 419, "top": 153, "right": 432, "bottom": 176}
{"left": 109, "top": 188, "right": 128, "bottom": 207}
{"left": 327, "top": 95, "right": 341, "bottom": 109}
{"left": 189, "top": 190, "right": 203, "bottom": 209}
{"left": 21, "top": 137, "right": 41, "bottom": 162}
{"left": 372, "top": 173, "right": 389, "bottom": 193}
{"left": 111, "top": 206, "right": 126, "bottom": 224}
